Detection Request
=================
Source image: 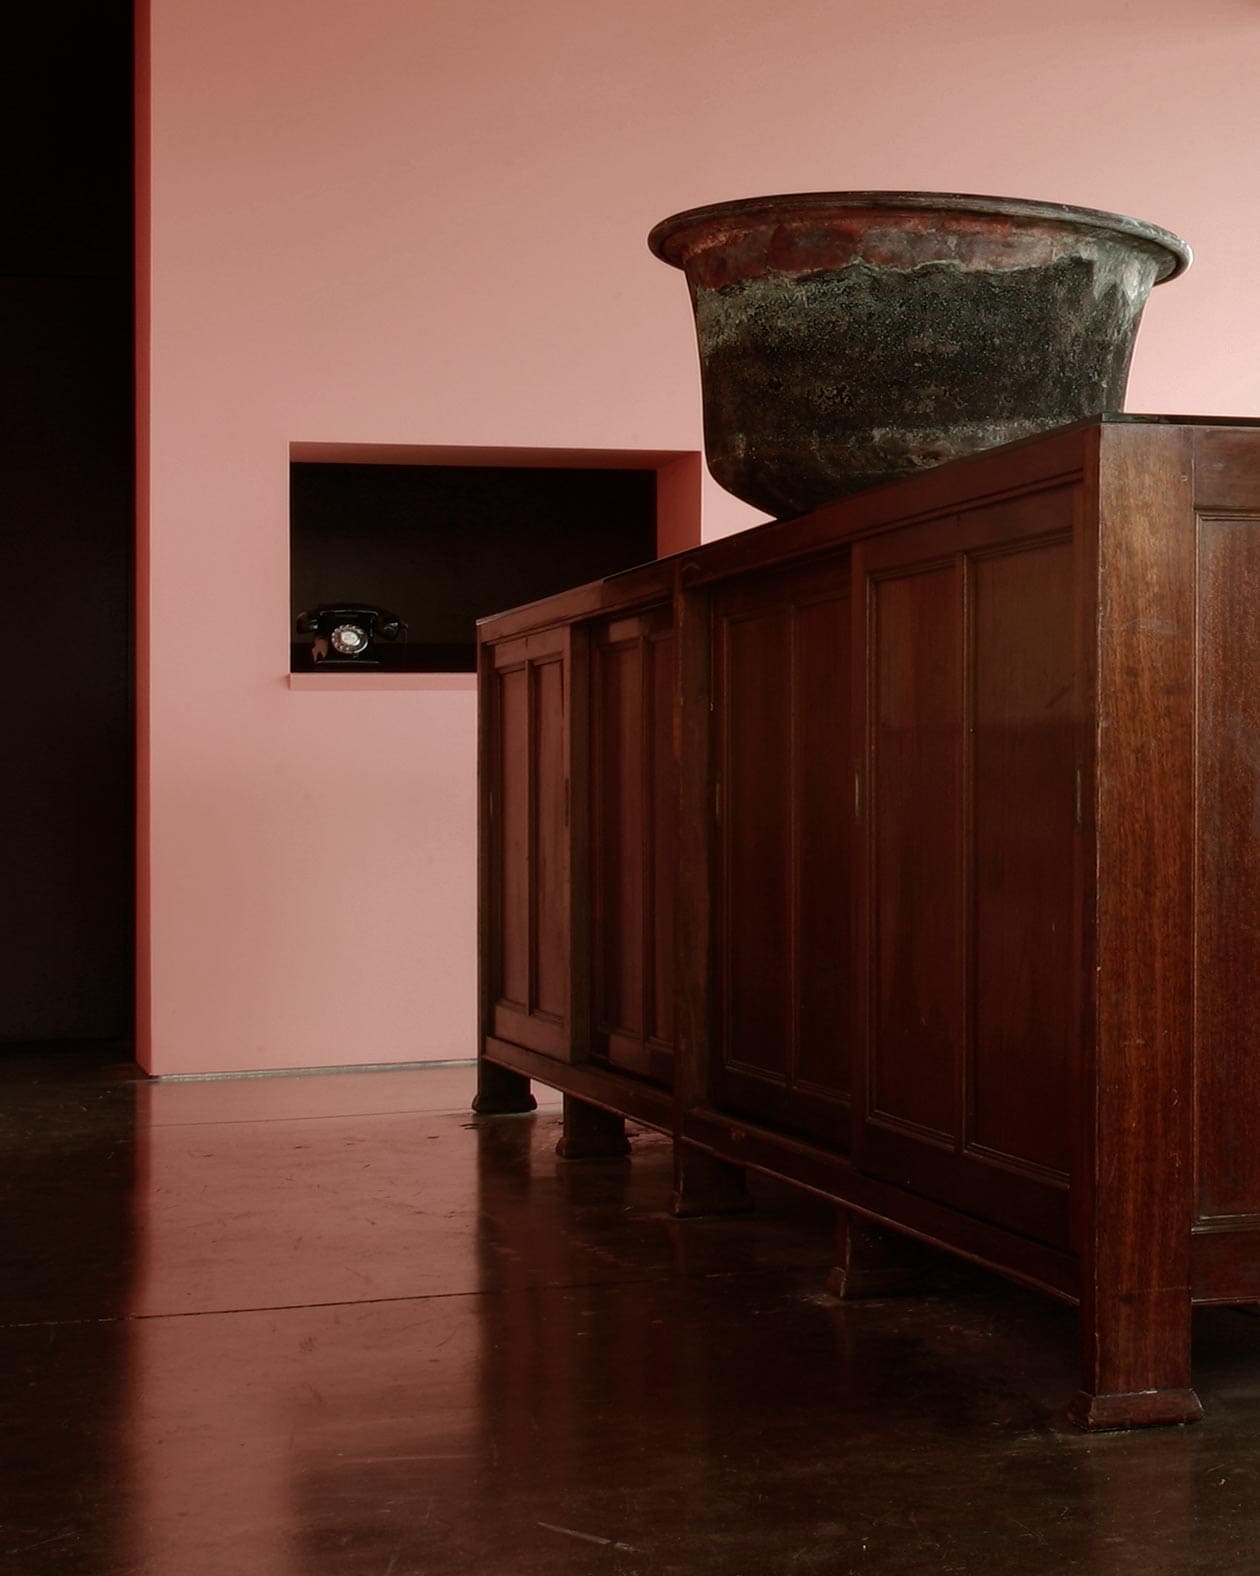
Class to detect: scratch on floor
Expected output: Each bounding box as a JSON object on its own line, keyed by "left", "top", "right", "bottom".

{"left": 4, "top": 1531, "right": 77, "bottom": 1556}
{"left": 537, "top": 1521, "right": 639, "bottom": 1552}
{"left": 348, "top": 1453, "right": 475, "bottom": 1464}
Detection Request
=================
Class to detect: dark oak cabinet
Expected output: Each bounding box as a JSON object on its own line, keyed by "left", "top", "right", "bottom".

{"left": 477, "top": 416, "right": 1260, "bottom": 1427}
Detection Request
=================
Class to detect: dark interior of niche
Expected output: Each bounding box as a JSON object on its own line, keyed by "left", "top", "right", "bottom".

{"left": 290, "top": 463, "right": 659, "bottom": 672}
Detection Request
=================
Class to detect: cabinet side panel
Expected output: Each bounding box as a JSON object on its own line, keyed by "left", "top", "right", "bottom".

{"left": 1078, "top": 422, "right": 1197, "bottom": 1405}
{"left": 532, "top": 656, "right": 568, "bottom": 1021}
{"left": 496, "top": 665, "right": 530, "bottom": 1009}
{"left": 593, "top": 640, "right": 645, "bottom": 1038}
{"left": 869, "top": 565, "right": 962, "bottom": 1140}
{"left": 969, "top": 537, "right": 1075, "bottom": 1176}
{"left": 1195, "top": 514, "right": 1260, "bottom": 1221}
{"left": 720, "top": 605, "right": 794, "bottom": 1080}
{"left": 794, "top": 589, "right": 852, "bottom": 1104}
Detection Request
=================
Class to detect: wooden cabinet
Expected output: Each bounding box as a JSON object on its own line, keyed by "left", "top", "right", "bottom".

{"left": 477, "top": 416, "right": 1260, "bottom": 1428}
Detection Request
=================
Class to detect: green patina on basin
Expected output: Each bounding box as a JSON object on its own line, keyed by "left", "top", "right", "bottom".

{"left": 649, "top": 191, "right": 1191, "bottom": 518}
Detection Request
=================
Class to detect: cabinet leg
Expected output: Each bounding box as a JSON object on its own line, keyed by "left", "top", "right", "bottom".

{"left": 825, "top": 1211, "right": 936, "bottom": 1299}
{"left": 1068, "top": 1291, "right": 1202, "bottom": 1430}
{"left": 555, "top": 1095, "right": 631, "bottom": 1160}
{"left": 670, "top": 1147, "right": 754, "bottom": 1218}
{"left": 471, "top": 1059, "right": 537, "bottom": 1115}
{"left": 1069, "top": 1388, "right": 1203, "bottom": 1431}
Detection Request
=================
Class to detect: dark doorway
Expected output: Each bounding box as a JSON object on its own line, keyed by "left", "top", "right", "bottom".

{"left": 1, "top": 5, "right": 136, "bottom": 1048}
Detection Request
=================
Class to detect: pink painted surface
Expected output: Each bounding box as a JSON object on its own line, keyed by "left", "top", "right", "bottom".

{"left": 140, "top": 0, "right": 1260, "bottom": 1073}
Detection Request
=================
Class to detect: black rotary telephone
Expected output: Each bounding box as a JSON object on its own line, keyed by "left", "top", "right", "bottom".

{"left": 295, "top": 603, "right": 407, "bottom": 667}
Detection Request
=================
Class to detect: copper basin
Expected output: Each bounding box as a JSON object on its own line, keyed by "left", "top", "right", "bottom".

{"left": 649, "top": 191, "right": 1191, "bottom": 518}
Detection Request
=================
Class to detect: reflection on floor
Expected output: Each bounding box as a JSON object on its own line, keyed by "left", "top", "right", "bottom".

{"left": 3, "top": 1051, "right": 1260, "bottom": 1574}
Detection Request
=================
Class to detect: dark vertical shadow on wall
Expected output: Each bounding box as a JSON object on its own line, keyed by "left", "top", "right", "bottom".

{"left": 0, "top": 3, "right": 136, "bottom": 1045}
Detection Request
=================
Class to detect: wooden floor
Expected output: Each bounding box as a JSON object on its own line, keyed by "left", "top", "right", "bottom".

{"left": 3, "top": 1050, "right": 1260, "bottom": 1573}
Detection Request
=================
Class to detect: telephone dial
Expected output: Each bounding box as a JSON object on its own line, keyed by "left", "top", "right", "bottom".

{"left": 295, "top": 603, "right": 407, "bottom": 667}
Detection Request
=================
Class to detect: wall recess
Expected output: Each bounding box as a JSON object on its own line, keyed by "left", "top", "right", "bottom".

{"left": 290, "top": 448, "right": 698, "bottom": 674}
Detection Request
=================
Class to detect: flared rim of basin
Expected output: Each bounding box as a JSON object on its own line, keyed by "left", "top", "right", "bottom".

{"left": 647, "top": 190, "right": 1192, "bottom": 282}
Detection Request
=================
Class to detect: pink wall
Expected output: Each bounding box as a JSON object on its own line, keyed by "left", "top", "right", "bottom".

{"left": 139, "top": 0, "right": 1260, "bottom": 1074}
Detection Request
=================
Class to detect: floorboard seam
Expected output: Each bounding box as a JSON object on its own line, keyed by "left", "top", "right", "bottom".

{"left": 0, "top": 1262, "right": 834, "bottom": 1331}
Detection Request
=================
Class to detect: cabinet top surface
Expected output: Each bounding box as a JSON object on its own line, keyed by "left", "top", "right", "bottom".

{"left": 1105, "top": 413, "right": 1260, "bottom": 429}
{"left": 476, "top": 413, "right": 1260, "bottom": 641}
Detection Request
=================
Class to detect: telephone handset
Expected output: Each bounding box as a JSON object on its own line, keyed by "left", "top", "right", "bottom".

{"left": 295, "top": 603, "right": 407, "bottom": 666}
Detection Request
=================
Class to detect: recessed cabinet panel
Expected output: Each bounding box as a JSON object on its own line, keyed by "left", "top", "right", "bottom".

{"left": 713, "top": 557, "right": 852, "bottom": 1149}
{"left": 1195, "top": 515, "right": 1260, "bottom": 1222}
{"left": 488, "top": 629, "right": 575, "bottom": 1059}
{"left": 496, "top": 665, "right": 530, "bottom": 1010}
{"left": 969, "top": 539, "right": 1076, "bottom": 1179}
{"left": 590, "top": 608, "right": 676, "bottom": 1085}
{"left": 721, "top": 603, "right": 793, "bottom": 1076}
{"left": 855, "top": 487, "right": 1079, "bottom": 1250}
{"left": 867, "top": 563, "right": 963, "bottom": 1142}
{"left": 649, "top": 627, "right": 678, "bottom": 1050}
{"left": 533, "top": 656, "right": 569, "bottom": 1022}
{"left": 595, "top": 642, "right": 645, "bottom": 1038}
{"left": 793, "top": 591, "right": 853, "bottom": 1105}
